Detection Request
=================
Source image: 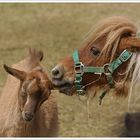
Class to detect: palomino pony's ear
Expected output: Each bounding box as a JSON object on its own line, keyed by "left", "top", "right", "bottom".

{"left": 3, "top": 64, "right": 26, "bottom": 81}
{"left": 119, "top": 37, "right": 140, "bottom": 52}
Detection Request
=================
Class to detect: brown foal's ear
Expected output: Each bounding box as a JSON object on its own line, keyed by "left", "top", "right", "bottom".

{"left": 3, "top": 64, "right": 26, "bottom": 81}
{"left": 29, "top": 48, "right": 44, "bottom": 61}
{"left": 119, "top": 37, "right": 140, "bottom": 52}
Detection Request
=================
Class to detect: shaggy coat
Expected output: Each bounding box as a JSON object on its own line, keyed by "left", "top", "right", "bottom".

{"left": 0, "top": 49, "right": 58, "bottom": 137}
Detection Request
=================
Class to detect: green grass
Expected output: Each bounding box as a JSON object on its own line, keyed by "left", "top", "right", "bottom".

{"left": 0, "top": 3, "right": 140, "bottom": 137}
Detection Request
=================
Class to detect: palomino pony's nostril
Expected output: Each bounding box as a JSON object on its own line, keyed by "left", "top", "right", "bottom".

{"left": 52, "top": 68, "right": 59, "bottom": 76}
{"left": 51, "top": 65, "right": 64, "bottom": 79}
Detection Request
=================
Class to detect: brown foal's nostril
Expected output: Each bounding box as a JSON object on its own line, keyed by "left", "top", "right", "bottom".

{"left": 24, "top": 112, "right": 34, "bottom": 121}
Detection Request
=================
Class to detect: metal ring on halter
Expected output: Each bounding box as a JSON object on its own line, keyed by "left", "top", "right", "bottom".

{"left": 103, "top": 63, "right": 111, "bottom": 75}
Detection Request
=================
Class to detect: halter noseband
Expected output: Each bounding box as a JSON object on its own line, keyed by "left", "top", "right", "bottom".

{"left": 73, "top": 49, "right": 133, "bottom": 95}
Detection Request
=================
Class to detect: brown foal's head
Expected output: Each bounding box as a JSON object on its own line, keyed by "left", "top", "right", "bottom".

{"left": 4, "top": 64, "right": 52, "bottom": 122}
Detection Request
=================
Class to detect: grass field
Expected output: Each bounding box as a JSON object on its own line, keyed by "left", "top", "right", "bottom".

{"left": 0, "top": 3, "right": 140, "bottom": 137}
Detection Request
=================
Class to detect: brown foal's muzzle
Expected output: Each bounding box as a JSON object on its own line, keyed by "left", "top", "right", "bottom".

{"left": 22, "top": 111, "right": 34, "bottom": 122}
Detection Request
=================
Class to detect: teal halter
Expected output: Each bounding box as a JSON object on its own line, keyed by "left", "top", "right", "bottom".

{"left": 73, "top": 49, "right": 133, "bottom": 95}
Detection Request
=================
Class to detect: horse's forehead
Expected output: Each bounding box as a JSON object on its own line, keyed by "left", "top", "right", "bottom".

{"left": 81, "top": 36, "right": 106, "bottom": 53}
{"left": 22, "top": 79, "right": 39, "bottom": 94}
{"left": 92, "top": 36, "right": 106, "bottom": 48}
{"left": 27, "top": 71, "right": 41, "bottom": 79}
{"left": 25, "top": 70, "right": 49, "bottom": 87}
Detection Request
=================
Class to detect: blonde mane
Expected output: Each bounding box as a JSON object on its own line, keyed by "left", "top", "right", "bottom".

{"left": 84, "top": 16, "right": 137, "bottom": 62}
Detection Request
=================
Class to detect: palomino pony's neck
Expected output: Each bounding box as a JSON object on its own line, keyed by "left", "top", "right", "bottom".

{"left": 0, "top": 52, "right": 42, "bottom": 136}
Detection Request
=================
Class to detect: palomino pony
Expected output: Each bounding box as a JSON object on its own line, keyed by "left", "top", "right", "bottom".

{"left": 0, "top": 48, "right": 58, "bottom": 137}
{"left": 51, "top": 16, "right": 140, "bottom": 136}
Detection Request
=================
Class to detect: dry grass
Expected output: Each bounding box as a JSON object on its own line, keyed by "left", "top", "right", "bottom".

{"left": 0, "top": 3, "right": 140, "bottom": 137}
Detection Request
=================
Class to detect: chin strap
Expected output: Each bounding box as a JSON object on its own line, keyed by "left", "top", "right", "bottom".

{"left": 73, "top": 49, "right": 133, "bottom": 96}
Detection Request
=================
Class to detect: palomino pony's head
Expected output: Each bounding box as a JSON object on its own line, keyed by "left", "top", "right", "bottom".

{"left": 3, "top": 49, "right": 53, "bottom": 122}
{"left": 52, "top": 16, "right": 140, "bottom": 97}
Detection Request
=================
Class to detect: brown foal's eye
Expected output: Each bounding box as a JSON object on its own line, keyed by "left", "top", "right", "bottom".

{"left": 90, "top": 47, "right": 100, "bottom": 56}
{"left": 21, "top": 86, "right": 27, "bottom": 97}
{"left": 21, "top": 91, "right": 27, "bottom": 98}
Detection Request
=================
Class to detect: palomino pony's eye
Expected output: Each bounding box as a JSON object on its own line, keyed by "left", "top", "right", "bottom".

{"left": 90, "top": 47, "right": 100, "bottom": 56}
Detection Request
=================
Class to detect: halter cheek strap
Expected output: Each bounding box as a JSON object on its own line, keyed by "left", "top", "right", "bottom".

{"left": 73, "top": 49, "right": 133, "bottom": 95}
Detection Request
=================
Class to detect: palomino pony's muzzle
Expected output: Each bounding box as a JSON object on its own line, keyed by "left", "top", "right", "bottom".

{"left": 52, "top": 64, "right": 64, "bottom": 80}
{"left": 52, "top": 65, "right": 74, "bottom": 95}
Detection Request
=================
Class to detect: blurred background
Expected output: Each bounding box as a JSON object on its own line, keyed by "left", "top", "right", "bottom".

{"left": 0, "top": 3, "right": 140, "bottom": 137}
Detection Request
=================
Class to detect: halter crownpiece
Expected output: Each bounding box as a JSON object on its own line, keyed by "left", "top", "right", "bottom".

{"left": 73, "top": 49, "right": 133, "bottom": 96}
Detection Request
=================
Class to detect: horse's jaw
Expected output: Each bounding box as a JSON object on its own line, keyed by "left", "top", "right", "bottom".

{"left": 52, "top": 78, "right": 74, "bottom": 96}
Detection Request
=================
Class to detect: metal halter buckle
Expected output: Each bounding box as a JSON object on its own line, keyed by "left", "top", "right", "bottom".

{"left": 74, "top": 62, "right": 84, "bottom": 75}
{"left": 119, "top": 49, "right": 131, "bottom": 62}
